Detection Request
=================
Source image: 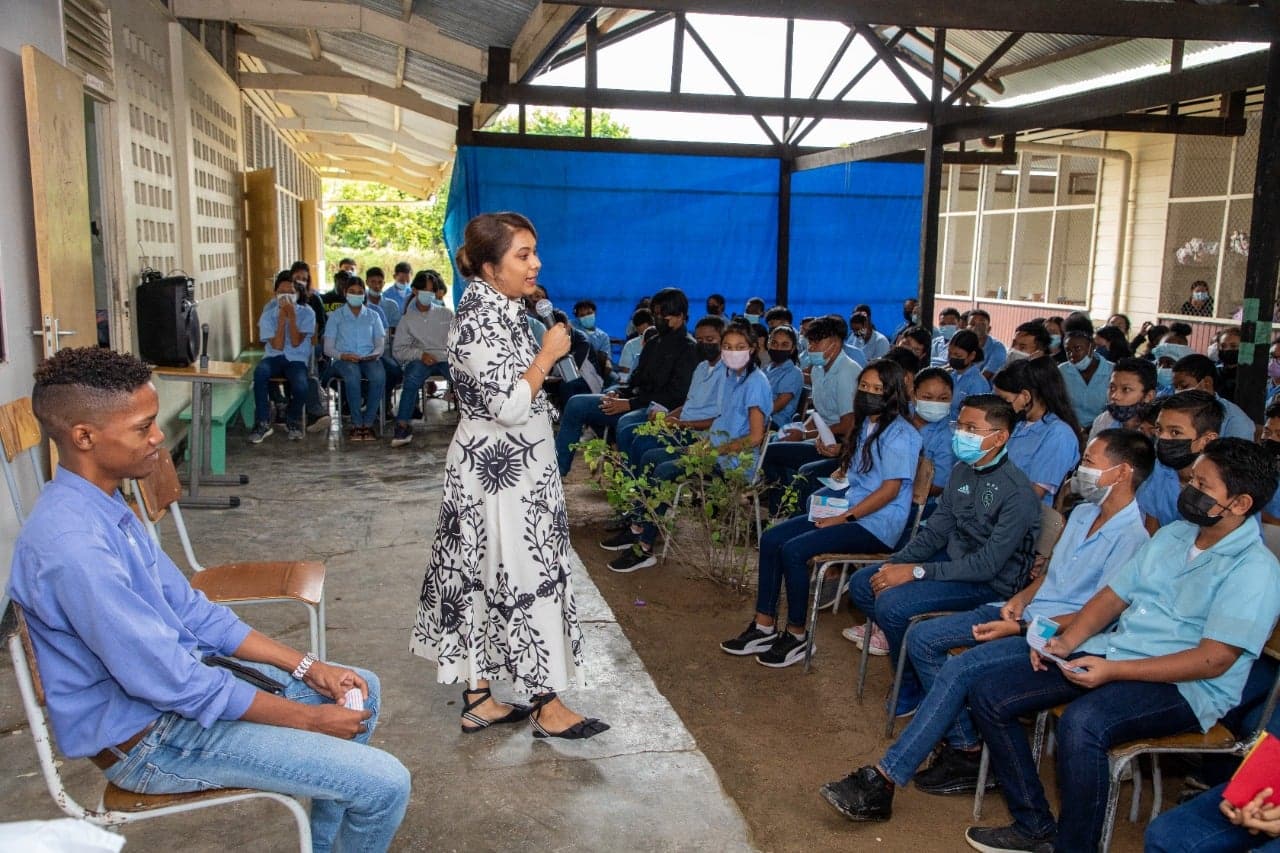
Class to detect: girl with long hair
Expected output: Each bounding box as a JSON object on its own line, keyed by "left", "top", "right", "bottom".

{"left": 992, "top": 357, "right": 1083, "bottom": 505}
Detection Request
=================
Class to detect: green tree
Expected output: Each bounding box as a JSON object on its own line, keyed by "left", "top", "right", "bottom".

{"left": 488, "top": 107, "right": 630, "bottom": 138}
{"left": 324, "top": 180, "right": 446, "bottom": 253}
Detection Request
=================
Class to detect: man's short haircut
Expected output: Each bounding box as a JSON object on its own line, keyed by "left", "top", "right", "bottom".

{"left": 959, "top": 393, "right": 1015, "bottom": 433}
{"left": 1014, "top": 321, "right": 1052, "bottom": 353}
{"left": 394, "top": 261, "right": 412, "bottom": 275}
{"left": 573, "top": 299, "right": 597, "bottom": 314}
{"left": 745, "top": 296, "right": 767, "bottom": 312}
{"left": 915, "top": 366, "right": 954, "bottom": 391}
{"left": 940, "top": 307, "right": 961, "bottom": 321}
{"left": 694, "top": 315, "right": 727, "bottom": 334}
{"left": 1094, "top": 428, "right": 1155, "bottom": 490}
{"left": 345, "top": 276, "right": 366, "bottom": 292}
{"left": 1170, "top": 321, "right": 1194, "bottom": 338}
{"left": 1200, "top": 437, "right": 1279, "bottom": 516}
{"left": 1141, "top": 398, "right": 1163, "bottom": 426}
{"left": 651, "top": 287, "right": 689, "bottom": 320}
{"left": 969, "top": 308, "right": 991, "bottom": 322}
{"left": 1063, "top": 311, "right": 1095, "bottom": 337}
{"left": 707, "top": 293, "right": 726, "bottom": 307}
{"left": 631, "top": 308, "right": 654, "bottom": 327}
{"left": 1113, "top": 357, "right": 1157, "bottom": 392}
{"left": 883, "top": 346, "right": 921, "bottom": 375}
{"left": 289, "top": 260, "right": 309, "bottom": 274}
{"left": 850, "top": 311, "right": 870, "bottom": 326}
{"left": 1160, "top": 388, "right": 1224, "bottom": 436}
{"left": 333, "top": 270, "right": 352, "bottom": 292}
{"left": 366, "top": 266, "right": 385, "bottom": 280}
{"left": 899, "top": 326, "right": 933, "bottom": 351}
{"left": 1174, "top": 354, "right": 1217, "bottom": 386}
{"left": 825, "top": 313, "right": 850, "bottom": 341}
{"left": 765, "top": 306, "right": 793, "bottom": 324}
{"left": 805, "top": 316, "right": 845, "bottom": 344}
{"left": 1266, "top": 399, "right": 1280, "bottom": 422}
{"left": 274, "top": 270, "right": 293, "bottom": 287}
{"left": 32, "top": 347, "right": 154, "bottom": 442}
{"left": 339, "top": 257, "right": 356, "bottom": 267}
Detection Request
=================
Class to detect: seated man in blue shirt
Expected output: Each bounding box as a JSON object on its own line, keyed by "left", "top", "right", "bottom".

{"left": 962, "top": 437, "right": 1280, "bottom": 853}
{"left": 322, "top": 277, "right": 388, "bottom": 442}
{"left": 1138, "top": 389, "right": 1223, "bottom": 532}
{"left": 250, "top": 271, "right": 315, "bottom": 443}
{"left": 572, "top": 299, "right": 612, "bottom": 363}
{"left": 1173, "top": 353, "right": 1256, "bottom": 440}
{"left": 821, "top": 429, "right": 1153, "bottom": 822}
{"left": 7, "top": 347, "right": 410, "bottom": 851}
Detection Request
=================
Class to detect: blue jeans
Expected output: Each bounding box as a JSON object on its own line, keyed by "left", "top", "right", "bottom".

{"left": 881, "top": 629, "right": 1021, "bottom": 785}
{"left": 613, "top": 409, "right": 650, "bottom": 462}
{"left": 103, "top": 662, "right": 410, "bottom": 852}
{"left": 968, "top": 658, "right": 1199, "bottom": 851}
{"left": 847, "top": 558, "right": 998, "bottom": 707}
{"left": 253, "top": 355, "right": 308, "bottom": 427}
{"left": 556, "top": 394, "right": 624, "bottom": 476}
{"left": 756, "top": 514, "right": 889, "bottom": 629}
{"left": 636, "top": 458, "right": 685, "bottom": 547}
{"left": 761, "top": 440, "right": 823, "bottom": 513}
{"left": 1147, "top": 782, "right": 1280, "bottom": 852}
{"left": 395, "top": 359, "right": 450, "bottom": 423}
{"left": 903, "top": 604, "right": 1003, "bottom": 748}
{"left": 325, "top": 359, "right": 386, "bottom": 427}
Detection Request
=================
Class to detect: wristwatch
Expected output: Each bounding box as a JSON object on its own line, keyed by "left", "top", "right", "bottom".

{"left": 292, "top": 652, "right": 319, "bottom": 681}
{"left": 912, "top": 565, "right": 926, "bottom": 580}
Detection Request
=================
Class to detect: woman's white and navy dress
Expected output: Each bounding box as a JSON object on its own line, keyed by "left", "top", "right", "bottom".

{"left": 410, "top": 279, "right": 584, "bottom": 692}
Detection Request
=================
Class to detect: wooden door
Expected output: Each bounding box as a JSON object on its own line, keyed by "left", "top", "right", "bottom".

{"left": 22, "top": 45, "right": 97, "bottom": 355}
{"left": 243, "top": 168, "right": 278, "bottom": 344}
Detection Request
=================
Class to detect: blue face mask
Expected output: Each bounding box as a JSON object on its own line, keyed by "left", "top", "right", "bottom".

{"left": 578, "top": 313, "right": 597, "bottom": 330}
{"left": 1049, "top": 334, "right": 1062, "bottom": 349}
{"left": 346, "top": 293, "right": 365, "bottom": 307}
{"left": 951, "top": 430, "right": 990, "bottom": 465}
{"left": 416, "top": 291, "right": 433, "bottom": 307}
{"left": 802, "top": 349, "right": 827, "bottom": 368}
{"left": 744, "top": 313, "right": 762, "bottom": 324}
{"left": 938, "top": 324, "right": 958, "bottom": 341}
{"left": 1157, "top": 367, "right": 1174, "bottom": 389}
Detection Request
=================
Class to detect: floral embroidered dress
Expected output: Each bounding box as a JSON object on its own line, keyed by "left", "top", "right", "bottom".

{"left": 410, "top": 279, "right": 584, "bottom": 692}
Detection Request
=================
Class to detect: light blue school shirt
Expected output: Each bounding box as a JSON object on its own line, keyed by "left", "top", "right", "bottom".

{"left": 1137, "top": 462, "right": 1182, "bottom": 527}
{"left": 574, "top": 322, "right": 612, "bottom": 359}
{"left": 948, "top": 364, "right": 992, "bottom": 418}
{"left": 812, "top": 352, "right": 861, "bottom": 425}
{"left": 383, "top": 282, "right": 412, "bottom": 311}
{"left": 918, "top": 416, "right": 956, "bottom": 489}
{"left": 1268, "top": 383, "right": 1280, "bottom": 407}
{"left": 5, "top": 468, "right": 256, "bottom": 758}
{"left": 364, "top": 300, "right": 389, "bottom": 332}
{"left": 841, "top": 343, "right": 867, "bottom": 368}
{"left": 709, "top": 367, "right": 774, "bottom": 470}
{"left": 324, "top": 303, "right": 386, "bottom": 357}
{"left": 840, "top": 417, "right": 922, "bottom": 549}
{"left": 764, "top": 360, "right": 804, "bottom": 428}
{"left": 1060, "top": 355, "right": 1114, "bottom": 428}
{"left": 931, "top": 332, "right": 955, "bottom": 367}
{"left": 259, "top": 299, "right": 316, "bottom": 362}
{"left": 979, "top": 338, "right": 1008, "bottom": 376}
{"left": 619, "top": 335, "right": 645, "bottom": 375}
{"left": 682, "top": 359, "right": 727, "bottom": 421}
{"left": 1079, "top": 516, "right": 1280, "bottom": 731}
{"left": 848, "top": 329, "right": 891, "bottom": 361}
{"left": 1218, "top": 395, "right": 1257, "bottom": 440}
{"left": 1023, "top": 499, "right": 1149, "bottom": 622}
{"left": 526, "top": 315, "right": 548, "bottom": 346}
{"left": 1007, "top": 413, "right": 1081, "bottom": 505}
{"left": 368, "top": 293, "right": 401, "bottom": 329}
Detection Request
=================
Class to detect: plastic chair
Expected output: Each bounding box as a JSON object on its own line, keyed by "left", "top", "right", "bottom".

{"left": 4, "top": 603, "right": 311, "bottom": 851}
{"left": 0, "top": 397, "right": 46, "bottom": 523}
{"left": 132, "top": 447, "right": 327, "bottom": 659}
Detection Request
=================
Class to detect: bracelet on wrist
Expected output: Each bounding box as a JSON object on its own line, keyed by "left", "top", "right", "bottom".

{"left": 530, "top": 361, "right": 547, "bottom": 378}
{"left": 292, "top": 652, "right": 318, "bottom": 681}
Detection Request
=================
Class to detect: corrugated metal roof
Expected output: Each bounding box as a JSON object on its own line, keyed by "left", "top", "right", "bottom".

{"left": 411, "top": 0, "right": 541, "bottom": 50}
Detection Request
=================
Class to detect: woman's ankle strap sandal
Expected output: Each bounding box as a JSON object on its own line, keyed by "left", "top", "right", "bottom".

{"left": 460, "top": 686, "right": 532, "bottom": 734}
{"left": 528, "top": 692, "right": 611, "bottom": 741}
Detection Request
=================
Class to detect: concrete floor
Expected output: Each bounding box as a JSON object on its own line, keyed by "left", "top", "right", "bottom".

{"left": 0, "top": 401, "right": 754, "bottom": 852}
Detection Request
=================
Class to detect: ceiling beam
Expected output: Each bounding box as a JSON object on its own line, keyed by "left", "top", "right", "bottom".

{"left": 473, "top": 3, "right": 584, "bottom": 127}
{"left": 294, "top": 141, "right": 436, "bottom": 173}
{"left": 319, "top": 168, "right": 438, "bottom": 199}
{"left": 394, "top": 46, "right": 407, "bottom": 88}
{"left": 989, "top": 36, "right": 1127, "bottom": 80}
{"left": 173, "top": 0, "right": 485, "bottom": 72}
{"left": 305, "top": 29, "right": 322, "bottom": 61}
{"left": 1065, "top": 113, "right": 1247, "bottom": 136}
{"left": 542, "top": 0, "right": 1280, "bottom": 42}
{"left": 401, "top": 0, "right": 414, "bottom": 23}
{"left": 275, "top": 116, "right": 454, "bottom": 160}
{"left": 239, "top": 72, "right": 457, "bottom": 126}
{"left": 793, "top": 129, "right": 929, "bottom": 170}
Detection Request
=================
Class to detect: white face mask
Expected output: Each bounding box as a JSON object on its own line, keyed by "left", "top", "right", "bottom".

{"left": 1073, "top": 463, "right": 1119, "bottom": 505}
{"left": 915, "top": 400, "right": 950, "bottom": 423}
{"left": 1005, "top": 348, "right": 1031, "bottom": 363}
{"left": 721, "top": 349, "right": 752, "bottom": 371}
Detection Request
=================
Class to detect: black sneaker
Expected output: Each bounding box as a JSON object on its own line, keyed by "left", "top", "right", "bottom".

{"left": 964, "top": 824, "right": 1055, "bottom": 853}
{"left": 720, "top": 622, "right": 777, "bottom": 656}
{"left": 756, "top": 631, "right": 809, "bottom": 668}
{"left": 603, "top": 516, "right": 630, "bottom": 532}
{"left": 916, "top": 744, "right": 993, "bottom": 795}
{"left": 248, "top": 423, "right": 273, "bottom": 444}
{"left": 608, "top": 545, "right": 656, "bottom": 573}
{"left": 819, "top": 765, "right": 894, "bottom": 822}
{"left": 600, "top": 529, "right": 639, "bottom": 551}
{"left": 390, "top": 423, "right": 413, "bottom": 448}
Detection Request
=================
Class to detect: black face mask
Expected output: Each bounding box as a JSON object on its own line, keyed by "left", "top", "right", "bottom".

{"left": 696, "top": 342, "right": 720, "bottom": 362}
{"left": 1218, "top": 350, "right": 1240, "bottom": 367}
{"left": 1177, "top": 483, "right": 1229, "bottom": 527}
{"left": 948, "top": 356, "right": 968, "bottom": 372}
{"left": 1106, "top": 401, "right": 1147, "bottom": 423}
{"left": 854, "top": 390, "right": 887, "bottom": 418}
{"left": 767, "top": 348, "right": 792, "bottom": 365}
{"left": 1156, "top": 437, "right": 1198, "bottom": 470}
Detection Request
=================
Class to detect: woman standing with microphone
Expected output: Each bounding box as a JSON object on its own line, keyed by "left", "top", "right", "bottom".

{"left": 410, "top": 212, "right": 608, "bottom": 740}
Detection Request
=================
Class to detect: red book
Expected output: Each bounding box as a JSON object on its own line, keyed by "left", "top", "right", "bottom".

{"left": 1223, "top": 732, "right": 1280, "bottom": 809}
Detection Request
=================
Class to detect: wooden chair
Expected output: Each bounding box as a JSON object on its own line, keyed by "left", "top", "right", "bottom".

{"left": 133, "top": 447, "right": 327, "bottom": 658}
{"left": 0, "top": 397, "right": 46, "bottom": 523}
{"left": 4, "top": 603, "right": 311, "bottom": 850}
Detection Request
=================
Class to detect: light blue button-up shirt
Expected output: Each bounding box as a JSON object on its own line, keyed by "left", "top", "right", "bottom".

{"left": 848, "top": 329, "right": 891, "bottom": 361}
{"left": 979, "top": 338, "right": 1008, "bottom": 376}
{"left": 949, "top": 364, "right": 992, "bottom": 418}
{"left": 764, "top": 360, "right": 804, "bottom": 428}
{"left": 1008, "top": 413, "right": 1081, "bottom": 504}
{"left": 5, "top": 468, "right": 256, "bottom": 758}
{"left": 383, "top": 282, "right": 412, "bottom": 311}
{"left": 618, "top": 335, "right": 645, "bottom": 376}
{"left": 574, "top": 322, "right": 612, "bottom": 360}
{"left": 1137, "top": 462, "right": 1183, "bottom": 527}
{"left": 839, "top": 417, "right": 922, "bottom": 549}
{"left": 841, "top": 343, "right": 868, "bottom": 368}
{"left": 259, "top": 299, "right": 316, "bottom": 363}
{"left": 812, "top": 352, "right": 860, "bottom": 425}
{"left": 1218, "top": 394, "right": 1257, "bottom": 440}
{"left": 1024, "top": 499, "right": 1149, "bottom": 622}
{"left": 324, "top": 303, "right": 386, "bottom": 358}
{"left": 1079, "top": 516, "right": 1280, "bottom": 730}
{"left": 367, "top": 292, "right": 401, "bottom": 329}
{"left": 682, "top": 359, "right": 727, "bottom": 421}
{"left": 918, "top": 416, "right": 956, "bottom": 489}
{"left": 1060, "top": 356, "right": 1114, "bottom": 428}
{"left": 710, "top": 366, "right": 774, "bottom": 470}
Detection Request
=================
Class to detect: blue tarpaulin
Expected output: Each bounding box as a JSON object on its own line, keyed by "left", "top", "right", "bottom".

{"left": 445, "top": 145, "right": 921, "bottom": 342}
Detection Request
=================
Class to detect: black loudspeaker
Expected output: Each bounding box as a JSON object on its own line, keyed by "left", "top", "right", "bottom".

{"left": 136, "top": 274, "right": 200, "bottom": 366}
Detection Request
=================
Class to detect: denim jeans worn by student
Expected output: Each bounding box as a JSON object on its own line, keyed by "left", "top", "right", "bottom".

{"left": 103, "top": 662, "right": 410, "bottom": 853}
{"left": 396, "top": 359, "right": 450, "bottom": 422}
{"left": 556, "top": 394, "right": 623, "bottom": 476}
{"left": 792, "top": 457, "right": 841, "bottom": 516}
{"left": 847, "top": 556, "right": 998, "bottom": 710}
{"left": 756, "top": 513, "right": 889, "bottom": 629}
{"left": 326, "top": 359, "right": 387, "bottom": 428}
{"left": 968, "top": 664, "right": 1199, "bottom": 851}
{"left": 612, "top": 409, "right": 650, "bottom": 461}
{"left": 880, "top": 628, "right": 1021, "bottom": 785}
{"left": 253, "top": 355, "right": 308, "bottom": 427}
{"left": 1146, "top": 782, "right": 1280, "bottom": 853}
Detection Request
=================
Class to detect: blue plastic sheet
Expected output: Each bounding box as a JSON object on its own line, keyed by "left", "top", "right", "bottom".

{"left": 445, "top": 145, "right": 921, "bottom": 342}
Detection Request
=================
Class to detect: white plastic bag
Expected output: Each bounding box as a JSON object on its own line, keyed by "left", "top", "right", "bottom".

{"left": 0, "top": 819, "right": 125, "bottom": 853}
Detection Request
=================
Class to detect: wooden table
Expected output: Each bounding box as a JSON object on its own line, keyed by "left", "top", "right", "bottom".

{"left": 152, "top": 361, "right": 250, "bottom": 509}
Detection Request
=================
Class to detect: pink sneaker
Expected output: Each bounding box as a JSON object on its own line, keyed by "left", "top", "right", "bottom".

{"left": 841, "top": 624, "right": 866, "bottom": 645}
{"left": 867, "top": 626, "right": 890, "bottom": 656}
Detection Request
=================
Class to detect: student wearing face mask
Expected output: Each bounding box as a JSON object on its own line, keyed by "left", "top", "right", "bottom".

{"left": 893, "top": 298, "right": 921, "bottom": 341}
{"left": 249, "top": 271, "right": 317, "bottom": 444}
{"left": 1179, "top": 280, "right": 1216, "bottom": 317}
{"left": 821, "top": 430, "right": 1153, "bottom": 822}
{"left": 962, "top": 438, "right": 1280, "bottom": 853}
{"left": 992, "top": 358, "right": 1083, "bottom": 507}
{"left": 763, "top": 326, "right": 804, "bottom": 429}
{"left": 945, "top": 330, "right": 991, "bottom": 418}
{"left": 1212, "top": 326, "right": 1243, "bottom": 399}
{"left": 909, "top": 367, "right": 956, "bottom": 498}
{"left": 604, "top": 322, "right": 773, "bottom": 574}
{"left": 1172, "top": 354, "right": 1257, "bottom": 440}
{"left": 1005, "top": 321, "right": 1051, "bottom": 369}
{"left": 721, "top": 359, "right": 921, "bottom": 668}
{"left": 930, "top": 308, "right": 963, "bottom": 366}
{"left": 1058, "top": 330, "right": 1114, "bottom": 428}
{"left": 741, "top": 296, "right": 767, "bottom": 329}
{"left": 386, "top": 261, "right": 414, "bottom": 311}
{"left": 845, "top": 395, "right": 1040, "bottom": 713}
{"left": 572, "top": 299, "right": 612, "bottom": 362}
{"left": 322, "top": 277, "right": 387, "bottom": 442}
{"left": 1137, "top": 389, "right": 1223, "bottom": 532}
{"left": 1088, "top": 357, "right": 1157, "bottom": 441}
{"left": 848, "top": 309, "right": 891, "bottom": 361}
{"left": 389, "top": 272, "right": 455, "bottom": 447}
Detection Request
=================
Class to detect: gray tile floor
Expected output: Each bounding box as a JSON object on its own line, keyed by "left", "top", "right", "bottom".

{"left": 0, "top": 402, "right": 753, "bottom": 852}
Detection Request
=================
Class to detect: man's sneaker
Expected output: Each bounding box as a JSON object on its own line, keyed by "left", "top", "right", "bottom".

{"left": 600, "top": 529, "right": 639, "bottom": 551}
{"left": 964, "top": 824, "right": 1055, "bottom": 853}
{"left": 391, "top": 424, "right": 413, "bottom": 447}
{"left": 819, "top": 765, "right": 895, "bottom": 822}
{"left": 756, "top": 631, "right": 809, "bottom": 668}
{"left": 306, "top": 414, "right": 332, "bottom": 434}
{"left": 608, "top": 545, "right": 656, "bottom": 573}
{"left": 720, "top": 622, "right": 778, "bottom": 656}
{"left": 915, "top": 745, "right": 992, "bottom": 795}
{"left": 287, "top": 425, "right": 304, "bottom": 441}
{"left": 248, "top": 423, "right": 273, "bottom": 444}
{"left": 603, "top": 516, "right": 631, "bottom": 532}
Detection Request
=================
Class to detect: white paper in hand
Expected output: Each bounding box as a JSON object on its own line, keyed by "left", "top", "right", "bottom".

{"left": 810, "top": 410, "right": 836, "bottom": 447}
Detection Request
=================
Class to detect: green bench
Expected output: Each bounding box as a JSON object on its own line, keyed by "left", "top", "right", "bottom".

{"left": 178, "top": 350, "right": 264, "bottom": 474}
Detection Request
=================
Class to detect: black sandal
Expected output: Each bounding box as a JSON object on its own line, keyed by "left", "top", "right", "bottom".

{"left": 460, "top": 687, "right": 532, "bottom": 734}
{"left": 528, "top": 692, "right": 611, "bottom": 740}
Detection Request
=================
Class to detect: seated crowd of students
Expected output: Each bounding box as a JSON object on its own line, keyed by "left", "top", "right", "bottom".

{"left": 551, "top": 290, "right": 1280, "bottom": 853}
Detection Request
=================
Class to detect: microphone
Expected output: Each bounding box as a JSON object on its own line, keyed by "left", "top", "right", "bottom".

{"left": 533, "top": 299, "right": 579, "bottom": 381}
